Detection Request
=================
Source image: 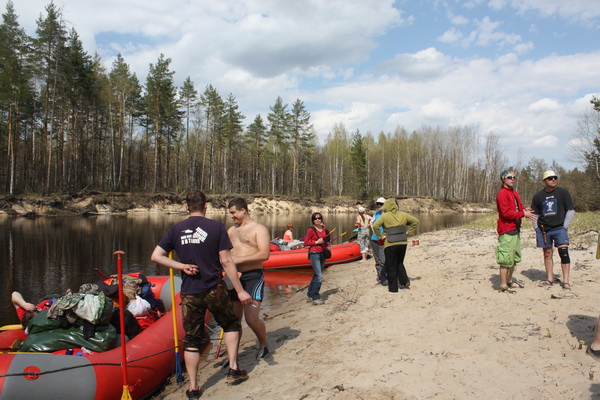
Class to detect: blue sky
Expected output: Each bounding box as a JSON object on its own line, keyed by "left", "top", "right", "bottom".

{"left": 9, "top": 0, "right": 600, "bottom": 170}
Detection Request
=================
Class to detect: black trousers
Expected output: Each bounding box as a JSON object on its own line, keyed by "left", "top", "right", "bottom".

{"left": 384, "top": 244, "right": 408, "bottom": 292}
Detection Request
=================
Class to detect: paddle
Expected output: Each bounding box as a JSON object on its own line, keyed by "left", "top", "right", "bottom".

{"left": 214, "top": 328, "right": 224, "bottom": 360}
{"left": 114, "top": 250, "right": 133, "bottom": 400}
{"left": 0, "top": 324, "right": 22, "bottom": 331}
{"left": 329, "top": 232, "right": 347, "bottom": 243}
{"left": 168, "top": 251, "right": 184, "bottom": 383}
{"left": 94, "top": 268, "right": 110, "bottom": 280}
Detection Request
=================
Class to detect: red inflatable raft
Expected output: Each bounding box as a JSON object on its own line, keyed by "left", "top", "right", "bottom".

{"left": 0, "top": 275, "right": 185, "bottom": 400}
{"left": 263, "top": 241, "right": 362, "bottom": 270}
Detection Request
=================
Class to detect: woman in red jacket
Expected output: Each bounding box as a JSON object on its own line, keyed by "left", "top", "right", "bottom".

{"left": 303, "top": 212, "right": 329, "bottom": 305}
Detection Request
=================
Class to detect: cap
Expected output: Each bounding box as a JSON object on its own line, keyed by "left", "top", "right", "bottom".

{"left": 500, "top": 169, "right": 515, "bottom": 180}
{"left": 358, "top": 206, "right": 365, "bottom": 213}
{"left": 376, "top": 197, "right": 386, "bottom": 204}
{"left": 542, "top": 170, "right": 558, "bottom": 181}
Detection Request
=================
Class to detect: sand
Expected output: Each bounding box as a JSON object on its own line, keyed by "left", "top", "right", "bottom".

{"left": 152, "top": 227, "right": 600, "bottom": 400}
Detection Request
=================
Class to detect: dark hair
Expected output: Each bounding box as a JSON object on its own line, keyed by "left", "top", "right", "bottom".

{"left": 286, "top": 223, "right": 293, "bottom": 230}
{"left": 186, "top": 191, "right": 207, "bottom": 212}
{"left": 311, "top": 212, "right": 323, "bottom": 222}
{"left": 228, "top": 197, "right": 248, "bottom": 212}
{"left": 21, "top": 309, "right": 39, "bottom": 329}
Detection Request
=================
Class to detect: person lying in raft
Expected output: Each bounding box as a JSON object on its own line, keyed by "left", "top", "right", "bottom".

{"left": 11, "top": 291, "right": 56, "bottom": 330}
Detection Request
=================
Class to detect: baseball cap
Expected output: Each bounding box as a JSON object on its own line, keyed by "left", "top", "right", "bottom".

{"left": 358, "top": 206, "right": 365, "bottom": 212}
{"left": 376, "top": 197, "right": 386, "bottom": 204}
{"left": 542, "top": 170, "right": 558, "bottom": 181}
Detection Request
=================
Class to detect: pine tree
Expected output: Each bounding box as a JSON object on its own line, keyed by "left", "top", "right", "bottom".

{"left": 0, "top": 0, "right": 34, "bottom": 193}
{"left": 144, "top": 54, "right": 180, "bottom": 192}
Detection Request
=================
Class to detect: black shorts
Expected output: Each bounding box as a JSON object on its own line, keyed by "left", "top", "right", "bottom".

{"left": 229, "top": 269, "right": 265, "bottom": 302}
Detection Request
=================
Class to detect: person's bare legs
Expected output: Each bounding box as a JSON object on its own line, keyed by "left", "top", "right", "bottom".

{"left": 591, "top": 314, "right": 600, "bottom": 352}
{"left": 506, "top": 265, "right": 514, "bottom": 284}
{"left": 223, "top": 331, "right": 241, "bottom": 370}
{"left": 243, "top": 300, "right": 267, "bottom": 347}
{"left": 360, "top": 252, "right": 367, "bottom": 262}
{"left": 233, "top": 300, "right": 267, "bottom": 347}
{"left": 543, "top": 247, "right": 555, "bottom": 282}
{"left": 499, "top": 266, "right": 509, "bottom": 289}
{"left": 184, "top": 348, "right": 201, "bottom": 392}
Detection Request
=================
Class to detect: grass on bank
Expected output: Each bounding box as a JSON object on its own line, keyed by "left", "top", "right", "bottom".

{"left": 463, "top": 211, "right": 600, "bottom": 235}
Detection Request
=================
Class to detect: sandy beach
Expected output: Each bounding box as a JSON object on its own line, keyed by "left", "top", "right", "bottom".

{"left": 153, "top": 226, "right": 600, "bottom": 400}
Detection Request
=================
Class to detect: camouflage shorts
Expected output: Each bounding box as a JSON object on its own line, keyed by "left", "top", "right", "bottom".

{"left": 181, "top": 284, "right": 241, "bottom": 349}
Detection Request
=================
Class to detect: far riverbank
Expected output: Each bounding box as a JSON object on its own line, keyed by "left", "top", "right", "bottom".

{"left": 0, "top": 192, "right": 493, "bottom": 217}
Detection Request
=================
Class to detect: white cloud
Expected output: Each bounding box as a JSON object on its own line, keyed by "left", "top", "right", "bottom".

{"left": 450, "top": 15, "right": 469, "bottom": 25}
{"left": 504, "top": 0, "right": 600, "bottom": 23}
{"left": 438, "top": 28, "right": 463, "bottom": 43}
{"left": 532, "top": 135, "right": 560, "bottom": 148}
{"left": 529, "top": 98, "right": 561, "bottom": 112}
{"left": 377, "top": 47, "right": 452, "bottom": 81}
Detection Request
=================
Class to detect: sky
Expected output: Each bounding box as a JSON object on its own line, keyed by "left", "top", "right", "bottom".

{"left": 8, "top": 0, "right": 600, "bottom": 170}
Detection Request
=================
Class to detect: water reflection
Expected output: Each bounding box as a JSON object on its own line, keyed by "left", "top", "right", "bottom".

{"left": 0, "top": 212, "right": 482, "bottom": 326}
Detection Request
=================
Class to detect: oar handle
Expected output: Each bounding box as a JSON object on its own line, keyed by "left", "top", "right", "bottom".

{"left": 324, "top": 227, "right": 337, "bottom": 238}
{"left": 113, "top": 250, "right": 130, "bottom": 398}
{"left": 330, "top": 232, "right": 347, "bottom": 243}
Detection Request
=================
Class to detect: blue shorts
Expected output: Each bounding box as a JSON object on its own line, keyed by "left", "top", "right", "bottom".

{"left": 229, "top": 269, "right": 265, "bottom": 302}
{"left": 535, "top": 226, "right": 569, "bottom": 248}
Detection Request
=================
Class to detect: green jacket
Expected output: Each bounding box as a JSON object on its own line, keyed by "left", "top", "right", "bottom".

{"left": 372, "top": 198, "right": 419, "bottom": 248}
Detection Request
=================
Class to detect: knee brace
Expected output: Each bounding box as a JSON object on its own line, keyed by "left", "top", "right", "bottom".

{"left": 558, "top": 247, "right": 570, "bottom": 264}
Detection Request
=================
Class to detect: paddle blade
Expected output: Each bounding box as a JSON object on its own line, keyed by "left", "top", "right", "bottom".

{"left": 0, "top": 324, "right": 23, "bottom": 331}
{"left": 121, "top": 386, "right": 133, "bottom": 400}
{"left": 175, "top": 352, "right": 184, "bottom": 382}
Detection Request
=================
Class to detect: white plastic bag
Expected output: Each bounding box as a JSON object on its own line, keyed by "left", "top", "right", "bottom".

{"left": 126, "top": 296, "right": 151, "bottom": 317}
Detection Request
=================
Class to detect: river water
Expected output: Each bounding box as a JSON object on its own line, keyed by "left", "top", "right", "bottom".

{"left": 0, "top": 212, "right": 482, "bottom": 326}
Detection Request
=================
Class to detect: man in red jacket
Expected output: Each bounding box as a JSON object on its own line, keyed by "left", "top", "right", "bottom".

{"left": 496, "top": 169, "right": 533, "bottom": 293}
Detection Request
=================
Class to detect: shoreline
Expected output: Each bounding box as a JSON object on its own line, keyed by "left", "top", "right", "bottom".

{"left": 0, "top": 193, "right": 493, "bottom": 217}
{"left": 152, "top": 226, "right": 600, "bottom": 399}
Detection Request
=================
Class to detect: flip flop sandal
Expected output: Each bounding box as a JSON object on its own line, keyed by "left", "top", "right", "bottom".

{"left": 499, "top": 286, "right": 516, "bottom": 293}
{"left": 562, "top": 283, "right": 572, "bottom": 290}
{"left": 508, "top": 280, "right": 525, "bottom": 288}
{"left": 538, "top": 280, "right": 553, "bottom": 287}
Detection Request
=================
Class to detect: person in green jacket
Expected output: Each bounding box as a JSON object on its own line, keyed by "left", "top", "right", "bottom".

{"left": 372, "top": 198, "right": 419, "bottom": 293}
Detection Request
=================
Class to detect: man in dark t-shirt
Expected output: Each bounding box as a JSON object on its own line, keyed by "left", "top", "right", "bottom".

{"left": 151, "top": 191, "right": 252, "bottom": 397}
{"left": 531, "top": 171, "right": 575, "bottom": 290}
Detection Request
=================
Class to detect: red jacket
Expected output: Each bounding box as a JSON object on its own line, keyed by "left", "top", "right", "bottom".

{"left": 303, "top": 225, "right": 329, "bottom": 253}
{"left": 496, "top": 186, "right": 525, "bottom": 235}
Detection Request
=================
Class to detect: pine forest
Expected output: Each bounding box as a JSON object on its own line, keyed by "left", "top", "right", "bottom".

{"left": 1, "top": 2, "right": 599, "bottom": 209}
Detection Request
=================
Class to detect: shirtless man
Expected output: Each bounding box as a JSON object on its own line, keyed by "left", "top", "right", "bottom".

{"left": 227, "top": 197, "right": 271, "bottom": 360}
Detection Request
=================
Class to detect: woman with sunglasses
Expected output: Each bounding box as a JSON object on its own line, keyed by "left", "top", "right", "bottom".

{"left": 303, "top": 212, "right": 329, "bottom": 304}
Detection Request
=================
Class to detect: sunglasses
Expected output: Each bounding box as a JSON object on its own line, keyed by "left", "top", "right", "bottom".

{"left": 504, "top": 176, "right": 515, "bottom": 180}
{"left": 313, "top": 217, "right": 322, "bottom": 220}
{"left": 376, "top": 203, "right": 383, "bottom": 206}
{"left": 545, "top": 176, "right": 558, "bottom": 181}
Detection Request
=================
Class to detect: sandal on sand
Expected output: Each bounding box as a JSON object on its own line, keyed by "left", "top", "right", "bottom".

{"left": 538, "top": 278, "right": 561, "bottom": 287}
{"left": 562, "top": 282, "right": 572, "bottom": 290}
{"left": 499, "top": 286, "right": 516, "bottom": 293}
{"left": 588, "top": 345, "right": 600, "bottom": 361}
{"left": 508, "top": 280, "right": 525, "bottom": 289}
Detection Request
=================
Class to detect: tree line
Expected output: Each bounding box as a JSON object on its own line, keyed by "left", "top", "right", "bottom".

{"left": 1, "top": 2, "right": 598, "bottom": 210}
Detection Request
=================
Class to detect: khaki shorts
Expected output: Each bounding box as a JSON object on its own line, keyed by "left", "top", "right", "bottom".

{"left": 181, "top": 284, "right": 241, "bottom": 348}
{"left": 496, "top": 233, "right": 521, "bottom": 268}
